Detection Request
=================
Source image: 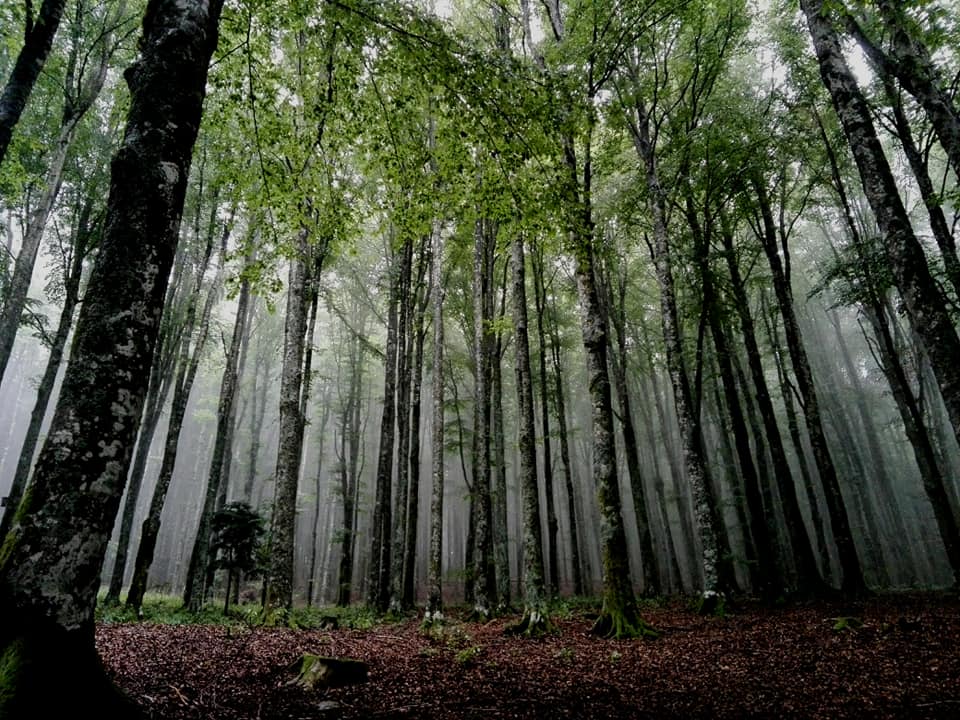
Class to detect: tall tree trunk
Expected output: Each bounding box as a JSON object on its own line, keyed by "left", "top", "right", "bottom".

{"left": 508, "top": 233, "right": 549, "bottom": 634}
{"left": 602, "top": 258, "right": 659, "bottom": 597}
{"left": 548, "top": 312, "right": 584, "bottom": 596}
{"left": 367, "top": 237, "right": 401, "bottom": 612}
{"left": 0, "top": 0, "right": 223, "bottom": 712}
{"left": 306, "top": 397, "right": 330, "bottom": 607}
{"left": 627, "top": 95, "right": 725, "bottom": 600}
{"left": 687, "top": 194, "right": 778, "bottom": 598}
{"left": 0, "top": 0, "right": 67, "bottom": 166}
{"left": 752, "top": 172, "right": 866, "bottom": 595}
{"left": 401, "top": 259, "right": 428, "bottom": 609}
{"left": 531, "top": 244, "right": 559, "bottom": 596}
{"left": 864, "top": 302, "right": 960, "bottom": 584}
{"left": 184, "top": 248, "right": 252, "bottom": 612}
{"left": 264, "top": 234, "right": 311, "bottom": 612}
{"left": 804, "top": 0, "right": 960, "bottom": 468}
{"left": 719, "top": 216, "right": 828, "bottom": 594}
{"left": 470, "top": 218, "right": 497, "bottom": 618}
{"left": 426, "top": 228, "right": 445, "bottom": 620}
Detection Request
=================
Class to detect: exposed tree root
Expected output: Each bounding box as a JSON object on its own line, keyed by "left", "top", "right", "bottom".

{"left": 591, "top": 609, "right": 659, "bottom": 640}
{"left": 504, "top": 606, "right": 554, "bottom": 638}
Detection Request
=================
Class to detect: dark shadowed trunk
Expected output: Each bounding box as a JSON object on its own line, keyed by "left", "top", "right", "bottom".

{"left": 0, "top": 1, "right": 223, "bottom": 712}
{"left": 0, "top": 0, "right": 68, "bottom": 166}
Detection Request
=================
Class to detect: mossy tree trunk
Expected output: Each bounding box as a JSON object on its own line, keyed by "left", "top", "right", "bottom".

{"left": 0, "top": 0, "right": 223, "bottom": 713}
{"left": 508, "top": 233, "right": 549, "bottom": 635}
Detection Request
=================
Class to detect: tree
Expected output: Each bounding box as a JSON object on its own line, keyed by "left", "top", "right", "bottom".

{"left": 211, "top": 501, "right": 264, "bottom": 615}
{"left": 0, "top": 0, "right": 68, "bottom": 166}
{"left": 0, "top": 0, "right": 224, "bottom": 712}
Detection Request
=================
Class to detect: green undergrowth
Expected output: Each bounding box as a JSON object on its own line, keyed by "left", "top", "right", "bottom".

{"left": 95, "top": 592, "right": 391, "bottom": 631}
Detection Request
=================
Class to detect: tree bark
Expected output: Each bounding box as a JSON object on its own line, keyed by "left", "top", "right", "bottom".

{"left": 0, "top": 0, "right": 67, "bottom": 166}
{"left": 426, "top": 228, "right": 445, "bottom": 620}
{"left": 752, "top": 171, "right": 866, "bottom": 595}
{"left": 184, "top": 247, "right": 250, "bottom": 612}
{"left": 509, "top": 233, "right": 548, "bottom": 633}
{"left": 803, "top": 0, "right": 960, "bottom": 474}
{"left": 264, "top": 233, "right": 311, "bottom": 612}
{"left": 0, "top": 0, "right": 223, "bottom": 712}
{"left": 127, "top": 221, "right": 224, "bottom": 613}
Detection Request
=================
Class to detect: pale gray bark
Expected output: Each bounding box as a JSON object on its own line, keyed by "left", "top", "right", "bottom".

{"left": 426, "top": 228, "right": 444, "bottom": 620}
{"left": 511, "top": 233, "right": 548, "bottom": 627}
{"left": 264, "top": 235, "right": 311, "bottom": 612}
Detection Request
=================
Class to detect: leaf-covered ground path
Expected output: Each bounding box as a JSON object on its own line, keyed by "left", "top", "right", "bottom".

{"left": 97, "top": 593, "right": 960, "bottom": 719}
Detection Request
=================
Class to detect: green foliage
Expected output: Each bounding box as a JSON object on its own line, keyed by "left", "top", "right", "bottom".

{"left": 454, "top": 644, "right": 482, "bottom": 666}
{"left": 832, "top": 616, "right": 864, "bottom": 633}
{"left": 211, "top": 502, "right": 265, "bottom": 577}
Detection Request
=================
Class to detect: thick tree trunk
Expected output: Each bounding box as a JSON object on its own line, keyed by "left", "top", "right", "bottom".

{"left": 0, "top": 0, "right": 67, "bottom": 166}
{"left": 804, "top": 0, "right": 960, "bottom": 473}
{"left": 0, "top": 0, "right": 223, "bottom": 712}
{"left": 264, "top": 235, "right": 311, "bottom": 612}
{"left": 0, "top": 201, "right": 93, "bottom": 543}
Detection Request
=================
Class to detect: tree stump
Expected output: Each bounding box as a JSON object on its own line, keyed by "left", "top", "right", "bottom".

{"left": 287, "top": 655, "right": 369, "bottom": 691}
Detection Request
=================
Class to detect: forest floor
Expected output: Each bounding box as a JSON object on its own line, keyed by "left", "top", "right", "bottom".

{"left": 97, "top": 592, "right": 960, "bottom": 719}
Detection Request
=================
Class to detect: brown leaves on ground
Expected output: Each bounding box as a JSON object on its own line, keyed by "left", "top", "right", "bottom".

{"left": 97, "top": 593, "right": 960, "bottom": 719}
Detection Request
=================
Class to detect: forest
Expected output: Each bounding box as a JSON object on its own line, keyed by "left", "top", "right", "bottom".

{"left": 0, "top": 0, "right": 959, "bottom": 716}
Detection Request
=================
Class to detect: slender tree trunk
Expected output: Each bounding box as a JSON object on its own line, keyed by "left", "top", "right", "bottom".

{"left": 548, "top": 313, "right": 583, "bottom": 596}
{"left": 367, "top": 237, "right": 401, "bottom": 612}
{"left": 401, "top": 267, "right": 427, "bottom": 608}
{"left": 532, "top": 244, "right": 559, "bottom": 596}
{"left": 719, "top": 217, "right": 827, "bottom": 594}
{"left": 628, "top": 96, "right": 725, "bottom": 599}
{"left": 184, "top": 249, "right": 251, "bottom": 612}
{"left": 864, "top": 302, "right": 960, "bottom": 584}
{"left": 0, "top": 0, "right": 223, "bottom": 711}
{"left": 752, "top": 172, "right": 866, "bottom": 595}
{"left": 306, "top": 398, "right": 330, "bottom": 607}
{"left": 508, "top": 233, "right": 549, "bottom": 633}
{"left": 491, "top": 327, "right": 511, "bottom": 607}
{"left": 602, "top": 259, "right": 659, "bottom": 597}
{"left": 426, "top": 229, "right": 445, "bottom": 620}
{"left": 0, "top": 0, "right": 67, "bottom": 166}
